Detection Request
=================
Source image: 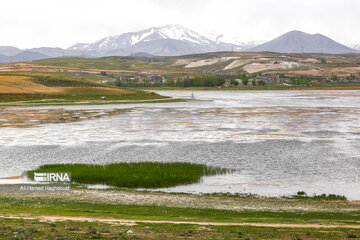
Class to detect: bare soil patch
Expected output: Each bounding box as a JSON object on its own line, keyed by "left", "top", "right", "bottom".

{"left": 243, "top": 62, "right": 299, "bottom": 73}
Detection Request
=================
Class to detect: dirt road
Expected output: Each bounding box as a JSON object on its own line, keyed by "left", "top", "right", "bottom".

{"left": 1, "top": 214, "right": 360, "bottom": 229}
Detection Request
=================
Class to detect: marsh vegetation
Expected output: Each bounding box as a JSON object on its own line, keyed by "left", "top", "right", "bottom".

{"left": 28, "top": 162, "right": 230, "bottom": 188}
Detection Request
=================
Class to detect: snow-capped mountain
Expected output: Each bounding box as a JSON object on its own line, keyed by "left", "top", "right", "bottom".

{"left": 1, "top": 25, "right": 357, "bottom": 62}
{"left": 69, "top": 25, "right": 214, "bottom": 51}
{"left": 199, "top": 30, "right": 264, "bottom": 51}
{"left": 0, "top": 25, "right": 265, "bottom": 60}
{"left": 68, "top": 43, "right": 90, "bottom": 51}
{"left": 67, "top": 25, "right": 245, "bottom": 56}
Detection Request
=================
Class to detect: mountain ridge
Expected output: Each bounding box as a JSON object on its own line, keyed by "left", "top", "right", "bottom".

{"left": 249, "top": 30, "right": 358, "bottom": 54}
{"left": 0, "top": 27, "right": 358, "bottom": 63}
{"left": 67, "top": 25, "right": 240, "bottom": 56}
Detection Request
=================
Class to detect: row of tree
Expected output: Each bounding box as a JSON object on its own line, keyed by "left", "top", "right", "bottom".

{"left": 115, "top": 73, "right": 269, "bottom": 88}
{"left": 164, "top": 75, "right": 226, "bottom": 87}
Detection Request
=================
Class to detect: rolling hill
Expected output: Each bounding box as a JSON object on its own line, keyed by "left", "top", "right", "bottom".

{"left": 0, "top": 46, "right": 23, "bottom": 56}
{"left": 0, "top": 54, "right": 10, "bottom": 63}
{"left": 11, "top": 51, "right": 50, "bottom": 62}
{"left": 0, "top": 72, "right": 167, "bottom": 104}
{"left": 25, "top": 50, "right": 360, "bottom": 76}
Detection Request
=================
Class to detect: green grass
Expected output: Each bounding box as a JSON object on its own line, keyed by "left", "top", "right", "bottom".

{"left": 27, "top": 162, "right": 229, "bottom": 188}
{"left": 287, "top": 191, "right": 347, "bottom": 201}
{"left": 0, "top": 90, "right": 166, "bottom": 103}
{"left": 0, "top": 196, "right": 359, "bottom": 224}
{"left": 34, "top": 57, "right": 192, "bottom": 73}
{"left": 2, "top": 218, "right": 360, "bottom": 240}
{"left": 0, "top": 191, "right": 359, "bottom": 239}
{"left": 30, "top": 75, "right": 103, "bottom": 87}
{"left": 0, "top": 71, "right": 106, "bottom": 87}
{"left": 0, "top": 91, "right": 164, "bottom": 103}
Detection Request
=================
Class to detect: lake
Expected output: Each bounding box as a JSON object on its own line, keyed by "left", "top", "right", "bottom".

{"left": 1, "top": 90, "right": 360, "bottom": 199}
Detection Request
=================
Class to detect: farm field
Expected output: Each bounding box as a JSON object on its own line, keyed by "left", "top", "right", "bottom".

{"left": 0, "top": 72, "right": 172, "bottom": 106}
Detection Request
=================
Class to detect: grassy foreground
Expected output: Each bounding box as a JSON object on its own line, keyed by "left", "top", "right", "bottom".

{"left": 1, "top": 195, "right": 359, "bottom": 224}
{"left": 1, "top": 192, "right": 360, "bottom": 239}
{"left": 28, "top": 162, "right": 228, "bottom": 188}
{"left": 1, "top": 217, "right": 360, "bottom": 240}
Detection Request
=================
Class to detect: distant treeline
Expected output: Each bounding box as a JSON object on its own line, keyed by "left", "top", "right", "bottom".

{"left": 116, "top": 75, "right": 226, "bottom": 88}
{"left": 166, "top": 75, "right": 226, "bottom": 87}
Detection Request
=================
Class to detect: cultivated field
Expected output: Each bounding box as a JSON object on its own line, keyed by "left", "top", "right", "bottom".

{"left": 0, "top": 72, "right": 171, "bottom": 106}
{"left": 0, "top": 76, "right": 61, "bottom": 94}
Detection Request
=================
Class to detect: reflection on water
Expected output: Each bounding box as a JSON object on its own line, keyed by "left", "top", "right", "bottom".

{"left": 155, "top": 171, "right": 360, "bottom": 200}
{"left": 1, "top": 90, "right": 360, "bottom": 199}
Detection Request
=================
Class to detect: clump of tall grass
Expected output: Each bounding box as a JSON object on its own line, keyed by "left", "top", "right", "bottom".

{"left": 286, "top": 191, "right": 347, "bottom": 201}
{"left": 27, "top": 162, "right": 230, "bottom": 188}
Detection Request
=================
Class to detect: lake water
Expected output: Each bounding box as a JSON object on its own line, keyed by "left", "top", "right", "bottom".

{"left": 1, "top": 90, "right": 360, "bottom": 199}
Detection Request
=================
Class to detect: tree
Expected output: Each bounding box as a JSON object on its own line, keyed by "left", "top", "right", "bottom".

{"left": 165, "top": 79, "right": 175, "bottom": 87}
{"left": 177, "top": 75, "right": 226, "bottom": 88}
{"left": 242, "top": 79, "right": 248, "bottom": 85}
{"left": 230, "top": 79, "right": 239, "bottom": 86}
{"left": 331, "top": 75, "right": 339, "bottom": 81}
{"left": 258, "top": 80, "right": 266, "bottom": 86}
{"left": 239, "top": 73, "right": 247, "bottom": 80}
{"left": 252, "top": 79, "right": 256, "bottom": 86}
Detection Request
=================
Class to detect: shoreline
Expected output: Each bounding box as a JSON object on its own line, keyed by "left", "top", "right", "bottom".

{"left": 138, "top": 86, "right": 360, "bottom": 91}
{"left": 0, "top": 97, "right": 186, "bottom": 107}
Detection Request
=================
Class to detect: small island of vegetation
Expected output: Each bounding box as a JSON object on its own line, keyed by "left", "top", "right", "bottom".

{"left": 28, "top": 162, "right": 229, "bottom": 188}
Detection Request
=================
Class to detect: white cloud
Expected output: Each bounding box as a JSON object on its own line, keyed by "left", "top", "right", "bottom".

{"left": 0, "top": 0, "right": 359, "bottom": 49}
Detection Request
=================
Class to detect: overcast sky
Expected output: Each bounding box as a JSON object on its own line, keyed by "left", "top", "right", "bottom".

{"left": 1, "top": 0, "right": 359, "bottom": 49}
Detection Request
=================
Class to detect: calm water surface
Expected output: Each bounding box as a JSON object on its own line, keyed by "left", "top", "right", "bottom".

{"left": 1, "top": 90, "right": 360, "bottom": 199}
